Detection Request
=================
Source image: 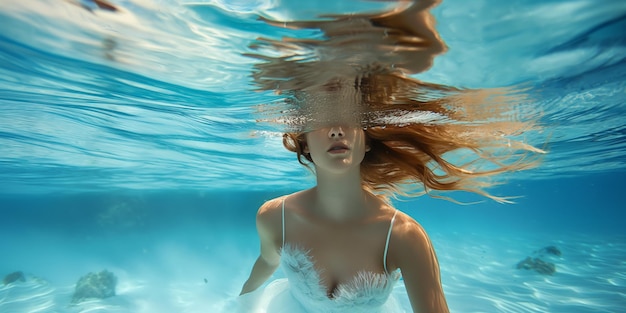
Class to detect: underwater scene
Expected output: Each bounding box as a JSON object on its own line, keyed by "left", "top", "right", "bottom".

{"left": 1, "top": 0, "right": 625, "bottom": 312}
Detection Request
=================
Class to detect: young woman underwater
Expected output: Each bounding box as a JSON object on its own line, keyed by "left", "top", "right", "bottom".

{"left": 240, "top": 122, "right": 451, "bottom": 312}
{"left": 237, "top": 73, "right": 542, "bottom": 313}
{"left": 237, "top": 1, "right": 543, "bottom": 312}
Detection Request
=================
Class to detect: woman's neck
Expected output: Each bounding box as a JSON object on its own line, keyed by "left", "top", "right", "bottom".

{"left": 312, "top": 167, "right": 370, "bottom": 221}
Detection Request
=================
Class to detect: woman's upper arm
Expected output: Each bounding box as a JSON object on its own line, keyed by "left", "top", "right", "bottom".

{"left": 256, "top": 198, "right": 282, "bottom": 266}
{"left": 394, "top": 218, "right": 449, "bottom": 313}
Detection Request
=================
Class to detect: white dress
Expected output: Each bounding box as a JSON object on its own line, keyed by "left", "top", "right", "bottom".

{"left": 236, "top": 201, "right": 411, "bottom": 313}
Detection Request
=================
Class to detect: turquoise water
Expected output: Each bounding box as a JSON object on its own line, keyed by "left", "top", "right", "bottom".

{"left": 1, "top": 0, "right": 625, "bottom": 312}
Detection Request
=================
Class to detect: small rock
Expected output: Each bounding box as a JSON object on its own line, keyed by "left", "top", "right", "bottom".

{"left": 71, "top": 270, "right": 117, "bottom": 304}
{"left": 532, "top": 258, "right": 556, "bottom": 275}
{"left": 3, "top": 271, "right": 26, "bottom": 285}
{"left": 516, "top": 257, "right": 556, "bottom": 275}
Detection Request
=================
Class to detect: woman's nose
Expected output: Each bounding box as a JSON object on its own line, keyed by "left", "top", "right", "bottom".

{"left": 328, "top": 126, "right": 344, "bottom": 138}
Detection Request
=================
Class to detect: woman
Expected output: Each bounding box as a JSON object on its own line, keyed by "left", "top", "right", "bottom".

{"left": 237, "top": 72, "right": 541, "bottom": 313}
{"left": 240, "top": 129, "right": 448, "bottom": 312}
{"left": 238, "top": 1, "right": 542, "bottom": 311}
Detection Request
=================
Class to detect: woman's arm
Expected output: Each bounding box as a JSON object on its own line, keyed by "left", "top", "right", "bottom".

{"left": 394, "top": 217, "right": 450, "bottom": 313}
{"left": 240, "top": 199, "right": 282, "bottom": 295}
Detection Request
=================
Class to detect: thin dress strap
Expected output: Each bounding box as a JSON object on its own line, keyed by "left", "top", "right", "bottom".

{"left": 383, "top": 210, "right": 398, "bottom": 274}
{"left": 282, "top": 197, "right": 286, "bottom": 247}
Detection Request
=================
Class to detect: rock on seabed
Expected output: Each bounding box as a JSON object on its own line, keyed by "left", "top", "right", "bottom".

{"left": 71, "top": 270, "right": 117, "bottom": 304}
{"left": 2, "top": 271, "right": 26, "bottom": 285}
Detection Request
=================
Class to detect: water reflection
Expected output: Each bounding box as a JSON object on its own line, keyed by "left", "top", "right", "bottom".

{"left": 248, "top": 0, "right": 542, "bottom": 144}
{"left": 246, "top": 0, "right": 545, "bottom": 202}
{"left": 66, "top": 0, "right": 119, "bottom": 13}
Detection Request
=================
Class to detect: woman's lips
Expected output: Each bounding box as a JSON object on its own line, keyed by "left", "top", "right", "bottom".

{"left": 328, "top": 143, "right": 349, "bottom": 154}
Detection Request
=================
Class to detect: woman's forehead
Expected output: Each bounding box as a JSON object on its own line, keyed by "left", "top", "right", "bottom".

{"left": 296, "top": 83, "right": 366, "bottom": 131}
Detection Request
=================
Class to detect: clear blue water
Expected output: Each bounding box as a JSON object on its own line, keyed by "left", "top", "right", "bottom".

{"left": 1, "top": 0, "right": 625, "bottom": 312}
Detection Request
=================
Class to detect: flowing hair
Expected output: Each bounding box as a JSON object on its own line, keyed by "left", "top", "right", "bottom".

{"left": 282, "top": 71, "right": 544, "bottom": 203}
{"left": 248, "top": 0, "right": 544, "bottom": 202}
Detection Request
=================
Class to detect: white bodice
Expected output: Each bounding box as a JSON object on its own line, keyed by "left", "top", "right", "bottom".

{"left": 281, "top": 244, "right": 400, "bottom": 313}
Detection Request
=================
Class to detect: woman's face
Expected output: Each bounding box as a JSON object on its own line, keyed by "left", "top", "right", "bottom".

{"left": 304, "top": 125, "right": 369, "bottom": 173}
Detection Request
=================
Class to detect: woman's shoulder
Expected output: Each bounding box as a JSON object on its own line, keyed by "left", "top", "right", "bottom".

{"left": 256, "top": 190, "right": 308, "bottom": 222}
{"left": 390, "top": 210, "right": 431, "bottom": 248}
{"left": 257, "top": 197, "right": 283, "bottom": 216}
{"left": 382, "top": 209, "right": 435, "bottom": 272}
{"left": 255, "top": 191, "right": 310, "bottom": 244}
{"left": 256, "top": 197, "right": 284, "bottom": 228}
{"left": 254, "top": 195, "right": 288, "bottom": 244}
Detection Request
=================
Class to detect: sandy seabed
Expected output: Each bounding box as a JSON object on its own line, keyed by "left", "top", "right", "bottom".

{"left": 1, "top": 225, "right": 624, "bottom": 313}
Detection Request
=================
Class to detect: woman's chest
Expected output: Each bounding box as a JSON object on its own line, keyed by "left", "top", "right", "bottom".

{"left": 281, "top": 244, "right": 399, "bottom": 302}
{"left": 284, "top": 221, "right": 390, "bottom": 282}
